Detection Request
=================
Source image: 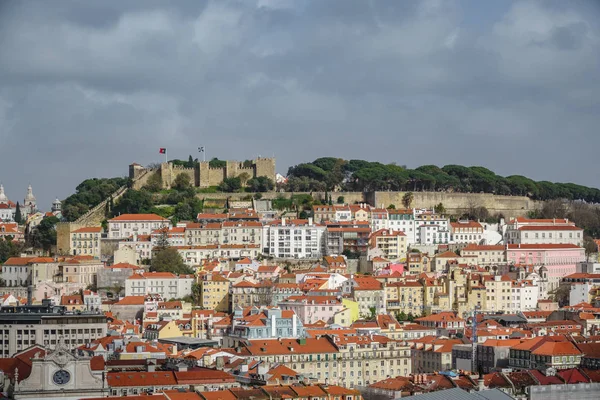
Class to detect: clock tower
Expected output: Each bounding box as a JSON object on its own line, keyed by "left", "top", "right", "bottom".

{"left": 14, "top": 340, "right": 108, "bottom": 400}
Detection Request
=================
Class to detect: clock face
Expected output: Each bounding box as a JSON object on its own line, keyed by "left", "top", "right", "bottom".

{"left": 53, "top": 369, "right": 71, "bottom": 385}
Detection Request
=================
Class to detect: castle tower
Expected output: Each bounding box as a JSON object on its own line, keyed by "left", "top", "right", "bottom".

{"left": 23, "top": 184, "right": 37, "bottom": 214}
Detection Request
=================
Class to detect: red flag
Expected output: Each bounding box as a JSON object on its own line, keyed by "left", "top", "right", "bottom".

{"left": 159, "top": 148, "right": 166, "bottom": 154}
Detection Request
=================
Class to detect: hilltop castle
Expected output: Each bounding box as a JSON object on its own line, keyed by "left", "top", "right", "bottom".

{"left": 129, "top": 158, "right": 276, "bottom": 190}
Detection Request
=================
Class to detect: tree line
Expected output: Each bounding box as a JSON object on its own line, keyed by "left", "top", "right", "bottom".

{"left": 286, "top": 157, "right": 600, "bottom": 203}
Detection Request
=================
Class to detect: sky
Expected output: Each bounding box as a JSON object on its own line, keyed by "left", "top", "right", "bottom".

{"left": 1, "top": 0, "right": 599, "bottom": 209}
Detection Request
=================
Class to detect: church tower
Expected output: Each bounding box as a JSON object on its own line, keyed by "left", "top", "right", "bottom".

{"left": 0, "top": 184, "right": 8, "bottom": 204}
{"left": 23, "top": 184, "right": 37, "bottom": 215}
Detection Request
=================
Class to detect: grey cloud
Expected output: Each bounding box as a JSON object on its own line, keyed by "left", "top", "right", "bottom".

{"left": 0, "top": 0, "right": 599, "bottom": 209}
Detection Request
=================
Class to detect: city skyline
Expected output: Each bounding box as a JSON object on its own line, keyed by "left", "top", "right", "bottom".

{"left": 1, "top": 0, "right": 599, "bottom": 207}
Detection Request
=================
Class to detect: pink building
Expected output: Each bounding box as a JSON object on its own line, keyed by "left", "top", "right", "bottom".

{"left": 506, "top": 244, "right": 585, "bottom": 290}
{"left": 278, "top": 295, "right": 344, "bottom": 325}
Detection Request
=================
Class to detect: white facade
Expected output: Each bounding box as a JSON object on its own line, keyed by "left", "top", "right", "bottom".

{"left": 262, "top": 218, "right": 325, "bottom": 259}
{"left": 569, "top": 282, "right": 594, "bottom": 306}
{"left": 70, "top": 227, "right": 102, "bottom": 258}
{"left": 175, "top": 244, "right": 260, "bottom": 265}
{"left": 418, "top": 224, "right": 451, "bottom": 245}
{"left": 107, "top": 214, "right": 170, "bottom": 240}
{"left": 505, "top": 218, "right": 583, "bottom": 246}
{"left": 510, "top": 281, "right": 539, "bottom": 312}
{"left": 125, "top": 272, "right": 194, "bottom": 299}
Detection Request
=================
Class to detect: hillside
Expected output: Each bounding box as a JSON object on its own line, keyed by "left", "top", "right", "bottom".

{"left": 286, "top": 158, "right": 600, "bottom": 203}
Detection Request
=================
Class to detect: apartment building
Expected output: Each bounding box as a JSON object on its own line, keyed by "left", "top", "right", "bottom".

{"left": 450, "top": 220, "right": 484, "bottom": 244}
{"left": 70, "top": 226, "right": 103, "bottom": 258}
{"left": 237, "top": 335, "right": 410, "bottom": 388}
{"left": 56, "top": 256, "right": 104, "bottom": 286}
{"left": 342, "top": 276, "right": 385, "bottom": 318}
{"left": 483, "top": 275, "right": 513, "bottom": 313}
{"left": 107, "top": 213, "right": 170, "bottom": 240}
{"left": 262, "top": 218, "right": 326, "bottom": 259}
{"left": 279, "top": 295, "right": 344, "bottom": 325}
{"left": 461, "top": 244, "right": 506, "bottom": 266}
{"left": 324, "top": 222, "right": 371, "bottom": 256}
{"left": 150, "top": 227, "right": 186, "bottom": 248}
{"left": 175, "top": 244, "right": 261, "bottom": 265}
{"left": 369, "top": 229, "right": 407, "bottom": 261}
{"left": 505, "top": 217, "right": 583, "bottom": 246}
{"left": 125, "top": 271, "right": 194, "bottom": 299}
{"left": 198, "top": 273, "right": 230, "bottom": 312}
{"left": 410, "top": 336, "right": 464, "bottom": 373}
{"left": 0, "top": 300, "right": 107, "bottom": 356}
{"left": 1, "top": 256, "right": 59, "bottom": 287}
{"left": 506, "top": 244, "right": 586, "bottom": 291}
{"left": 224, "top": 307, "right": 306, "bottom": 346}
{"left": 386, "top": 281, "right": 424, "bottom": 316}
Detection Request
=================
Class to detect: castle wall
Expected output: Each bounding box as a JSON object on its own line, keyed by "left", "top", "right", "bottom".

{"left": 170, "top": 165, "right": 196, "bottom": 188}
{"left": 370, "top": 191, "right": 538, "bottom": 218}
{"left": 196, "top": 191, "right": 537, "bottom": 218}
{"left": 254, "top": 157, "right": 276, "bottom": 182}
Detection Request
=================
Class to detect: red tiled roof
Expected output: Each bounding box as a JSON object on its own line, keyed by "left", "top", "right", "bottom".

{"left": 72, "top": 226, "right": 103, "bottom": 233}
{"left": 109, "top": 214, "right": 168, "bottom": 222}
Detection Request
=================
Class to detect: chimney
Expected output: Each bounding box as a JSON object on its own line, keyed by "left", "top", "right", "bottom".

{"left": 27, "top": 285, "right": 33, "bottom": 306}
{"left": 478, "top": 377, "right": 485, "bottom": 391}
{"left": 281, "top": 218, "right": 286, "bottom": 227}
{"left": 308, "top": 217, "right": 313, "bottom": 226}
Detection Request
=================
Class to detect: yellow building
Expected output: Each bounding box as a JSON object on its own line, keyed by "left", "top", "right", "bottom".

{"left": 199, "top": 273, "right": 230, "bottom": 312}
{"left": 461, "top": 244, "right": 506, "bottom": 266}
{"left": 369, "top": 229, "right": 408, "bottom": 261}
{"left": 143, "top": 320, "right": 183, "bottom": 340}
{"left": 483, "top": 274, "right": 513, "bottom": 312}
{"left": 70, "top": 226, "right": 103, "bottom": 258}
{"left": 341, "top": 298, "right": 360, "bottom": 323}
{"left": 386, "top": 281, "right": 424, "bottom": 316}
{"left": 406, "top": 252, "right": 431, "bottom": 274}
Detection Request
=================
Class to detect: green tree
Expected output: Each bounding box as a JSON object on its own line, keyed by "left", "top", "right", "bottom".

{"left": 29, "top": 216, "right": 60, "bottom": 252}
{"left": 337, "top": 196, "right": 345, "bottom": 204}
{"left": 150, "top": 247, "right": 193, "bottom": 274}
{"left": 239, "top": 172, "right": 251, "bottom": 187}
{"left": 247, "top": 176, "right": 275, "bottom": 192}
{"left": 191, "top": 282, "right": 201, "bottom": 305}
{"left": 209, "top": 158, "right": 227, "bottom": 168}
{"left": 111, "top": 190, "right": 153, "bottom": 215}
{"left": 402, "top": 192, "right": 414, "bottom": 209}
{"left": 173, "top": 173, "right": 191, "bottom": 191}
{"left": 434, "top": 202, "right": 446, "bottom": 214}
{"left": 218, "top": 177, "right": 242, "bottom": 192}
{"left": 187, "top": 155, "right": 195, "bottom": 168}
{"left": 145, "top": 173, "right": 163, "bottom": 192}
{"left": 14, "top": 202, "right": 22, "bottom": 224}
{"left": 387, "top": 204, "right": 396, "bottom": 209}
{"left": 0, "top": 237, "right": 24, "bottom": 263}
{"left": 62, "top": 177, "right": 128, "bottom": 221}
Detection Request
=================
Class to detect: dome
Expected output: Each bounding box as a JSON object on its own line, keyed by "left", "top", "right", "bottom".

{"left": 24, "top": 184, "right": 36, "bottom": 202}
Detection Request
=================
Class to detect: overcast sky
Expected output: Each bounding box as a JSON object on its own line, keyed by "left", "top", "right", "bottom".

{"left": 1, "top": 0, "right": 599, "bottom": 209}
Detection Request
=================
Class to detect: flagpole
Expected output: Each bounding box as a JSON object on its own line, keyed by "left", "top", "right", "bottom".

{"left": 165, "top": 148, "right": 168, "bottom": 164}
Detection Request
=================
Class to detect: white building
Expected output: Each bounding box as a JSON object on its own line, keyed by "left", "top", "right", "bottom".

{"left": 70, "top": 226, "right": 103, "bottom": 257}
{"left": 0, "top": 184, "right": 16, "bottom": 221}
{"left": 118, "top": 234, "right": 153, "bottom": 263}
{"left": 450, "top": 220, "right": 484, "bottom": 244}
{"left": 506, "top": 225, "right": 583, "bottom": 246}
{"left": 510, "top": 280, "right": 539, "bottom": 312}
{"left": 125, "top": 271, "right": 194, "bottom": 299}
{"left": 150, "top": 227, "right": 186, "bottom": 248}
{"left": 107, "top": 214, "right": 170, "bottom": 240}
{"left": 175, "top": 244, "right": 260, "bottom": 266}
{"left": 262, "top": 218, "right": 325, "bottom": 259}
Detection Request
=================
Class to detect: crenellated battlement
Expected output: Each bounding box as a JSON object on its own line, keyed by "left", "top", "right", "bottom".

{"left": 130, "top": 157, "right": 276, "bottom": 190}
